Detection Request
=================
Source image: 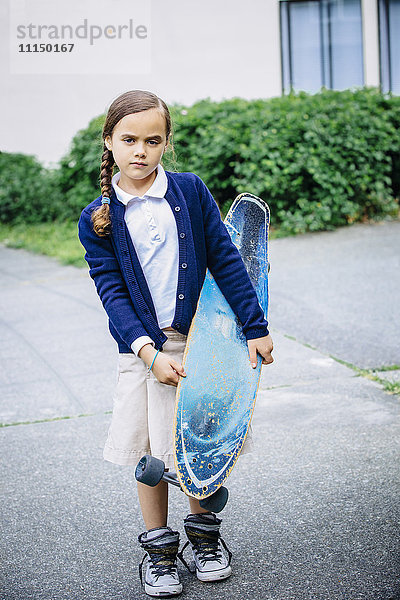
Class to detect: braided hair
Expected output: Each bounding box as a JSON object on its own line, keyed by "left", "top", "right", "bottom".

{"left": 91, "top": 90, "right": 172, "bottom": 237}
{"left": 91, "top": 147, "right": 114, "bottom": 236}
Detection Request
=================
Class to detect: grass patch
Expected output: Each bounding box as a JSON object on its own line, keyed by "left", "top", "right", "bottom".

{"left": 0, "top": 220, "right": 284, "bottom": 269}
{"left": 364, "top": 373, "right": 400, "bottom": 396}
{"left": 280, "top": 333, "right": 400, "bottom": 397}
{"left": 367, "top": 365, "right": 400, "bottom": 395}
{"left": 0, "top": 413, "right": 92, "bottom": 428}
{"left": 382, "top": 381, "right": 400, "bottom": 395}
{"left": 0, "top": 410, "right": 112, "bottom": 428}
{"left": 330, "top": 357, "right": 400, "bottom": 396}
{"left": 0, "top": 221, "right": 86, "bottom": 267}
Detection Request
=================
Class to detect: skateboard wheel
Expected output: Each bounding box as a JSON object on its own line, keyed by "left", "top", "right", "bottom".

{"left": 199, "top": 486, "right": 229, "bottom": 513}
{"left": 135, "top": 455, "right": 165, "bottom": 487}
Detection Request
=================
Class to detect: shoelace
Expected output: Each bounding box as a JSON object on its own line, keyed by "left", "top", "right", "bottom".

{"left": 178, "top": 538, "right": 232, "bottom": 573}
{"left": 193, "top": 541, "right": 223, "bottom": 566}
{"left": 139, "top": 548, "right": 178, "bottom": 584}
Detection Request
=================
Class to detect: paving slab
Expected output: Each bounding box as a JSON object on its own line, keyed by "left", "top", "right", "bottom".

{"left": 0, "top": 248, "right": 116, "bottom": 424}
{"left": 1, "top": 221, "right": 400, "bottom": 600}
{"left": 2, "top": 338, "right": 399, "bottom": 600}
{"left": 268, "top": 220, "right": 400, "bottom": 369}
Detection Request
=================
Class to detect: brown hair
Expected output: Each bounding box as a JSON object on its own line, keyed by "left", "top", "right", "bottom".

{"left": 91, "top": 90, "right": 172, "bottom": 237}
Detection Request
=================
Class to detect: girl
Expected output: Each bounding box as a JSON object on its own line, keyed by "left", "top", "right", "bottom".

{"left": 78, "top": 90, "right": 273, "bottom": 597}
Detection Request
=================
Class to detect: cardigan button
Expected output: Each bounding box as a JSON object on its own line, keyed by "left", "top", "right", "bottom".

{"left": 178, "top": 294, "right": 184, "bottom": 300}
{"left": 175, "top": 323, "right": 180, "bottom": 328}
{"left": 181, "top": 263, "right": 187, "bottom": 269}
{"left": 174, "top": 206, "right": 181, "bottom": 212}
{"left": 180, "top": 232, "right": 186, "bottom": 239}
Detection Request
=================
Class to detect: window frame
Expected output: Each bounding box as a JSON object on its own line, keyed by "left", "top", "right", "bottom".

{"left": 280, "top": 0, "right": 364, "bottom": 94}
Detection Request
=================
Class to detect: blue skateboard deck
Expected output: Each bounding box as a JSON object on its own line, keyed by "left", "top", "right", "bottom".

{"left": 174, "top": 193, "right": 270, "bottom": 499}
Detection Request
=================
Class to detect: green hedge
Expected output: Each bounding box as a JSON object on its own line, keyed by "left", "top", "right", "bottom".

{"left": 1, "top": 88, "right": 399, "bottom": 233}
{"left": 170, "top": 88, "right": 400, "bottom": 233}
{"left": 56, "top": 115, "right": 104, "bottom": 221}
{"left": 0, "top": 152, "right": 62, "bottom": 225}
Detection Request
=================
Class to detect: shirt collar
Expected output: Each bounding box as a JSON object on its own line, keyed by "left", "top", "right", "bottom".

{"left": 111, "top": 164, "right": 168, "bottom": 206}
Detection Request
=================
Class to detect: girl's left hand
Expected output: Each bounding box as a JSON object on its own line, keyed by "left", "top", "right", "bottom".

{"left": 247, "top": 334, "right": 274, "bottom": 368}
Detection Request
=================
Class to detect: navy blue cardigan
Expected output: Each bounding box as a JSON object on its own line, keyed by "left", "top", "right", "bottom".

{"left": 78, "top": 171, "right": 269, "bottom": 353}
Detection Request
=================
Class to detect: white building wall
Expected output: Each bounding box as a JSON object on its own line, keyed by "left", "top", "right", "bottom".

{"left": 1, "top": 0, "right": 282, "bottom": 166}
{"left": 1, "top": 0, "right": 385, "bottom": 167}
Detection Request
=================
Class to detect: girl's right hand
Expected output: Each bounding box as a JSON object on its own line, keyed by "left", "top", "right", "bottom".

{"left": 139, "top": 344, "right": 186, "bottom": 387}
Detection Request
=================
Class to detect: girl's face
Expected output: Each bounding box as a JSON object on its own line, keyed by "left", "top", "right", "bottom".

{"left": 105, "top": 108, "right": 169, "bottom": 193}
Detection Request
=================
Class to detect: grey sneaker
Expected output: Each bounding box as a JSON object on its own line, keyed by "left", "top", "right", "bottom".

{"left": 179, "top": 513, "right": 232, "bottom": 582}
{"left": 138, "top": 527, "right": 183, "bottom": 597}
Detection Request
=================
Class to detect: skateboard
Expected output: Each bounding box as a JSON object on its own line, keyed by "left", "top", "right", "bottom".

{"left": 135, "top": 193, "right": 269, "bottom": 512}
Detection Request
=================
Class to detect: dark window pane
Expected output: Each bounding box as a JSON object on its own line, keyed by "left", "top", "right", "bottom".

{"left": 289, "top": 2, "right": 323, "bottom": 92}
{"left": 389, "top": 0, "right": 400, "bottom": 93}
{"left": 280, "top": 0, "right": 364, "bottom": 93}
{"left": 379, "top": 0, "right": 391, "bottom": 91}
{"left": 330, "top": 0, "right": 364, "bottom": 88}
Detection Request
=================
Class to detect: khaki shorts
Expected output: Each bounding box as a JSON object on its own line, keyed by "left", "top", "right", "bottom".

{"left": 103, "top": 329, "right": 253, "bottom": 470}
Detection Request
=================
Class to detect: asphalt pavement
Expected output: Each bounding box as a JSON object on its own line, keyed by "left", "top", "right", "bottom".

{"left": 1, "top": 220, "right": 399, "bottom": 600}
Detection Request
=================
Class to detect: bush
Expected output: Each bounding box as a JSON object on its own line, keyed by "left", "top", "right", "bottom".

{"left": 167, "top": 97, "right": 262, "bottom": 207}
{"left": 0, "top": 152, "right": 62, "bottom": 225}
{"left": 55, "top": 115, "right": 105, "bottom": 221}
{"left": 1, "top": 88, "right": 399, "bottom": 233}
{"left": 170, "top": 88, "right": 400, "bottom": 232}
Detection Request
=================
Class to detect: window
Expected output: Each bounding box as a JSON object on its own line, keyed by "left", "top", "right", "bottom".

{"left": 379, "top": 0, "right": 400, "bottom": 94}
{"left": 280, "top": 0, "right": 364, "bottom": 94}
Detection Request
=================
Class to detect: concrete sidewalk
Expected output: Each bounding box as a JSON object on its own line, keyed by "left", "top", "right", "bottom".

{"left": 1, "top": 221, "right": 400, "bottom": 600}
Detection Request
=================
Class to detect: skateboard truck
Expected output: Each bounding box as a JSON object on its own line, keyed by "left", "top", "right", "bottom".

{"left": 135, "top": 455, "right": 229, "bottom": 513}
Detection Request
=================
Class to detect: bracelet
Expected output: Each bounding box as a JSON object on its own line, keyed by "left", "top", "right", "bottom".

{"left": 149, "top": 349, "right": 160, "bottom": 372}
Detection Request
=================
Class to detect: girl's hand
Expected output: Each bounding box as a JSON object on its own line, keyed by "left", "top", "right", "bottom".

{"left": 138, "top": 344, "right": 186, "bottom": 387}
{"left": 247, "top": 334, "right": 274, "bottom": 368}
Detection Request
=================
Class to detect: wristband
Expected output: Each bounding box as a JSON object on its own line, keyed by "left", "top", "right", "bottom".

{"left": 149, "top": 350, "right": 160, "bottom": 372}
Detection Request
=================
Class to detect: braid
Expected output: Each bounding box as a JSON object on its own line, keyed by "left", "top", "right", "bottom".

{"left": 91, "top": 147, "right": 114, "bottom": 237}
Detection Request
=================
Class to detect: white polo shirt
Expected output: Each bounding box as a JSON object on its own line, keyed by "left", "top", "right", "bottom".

{"left": 111, "top": 165, "right": 179, "bottom": 355}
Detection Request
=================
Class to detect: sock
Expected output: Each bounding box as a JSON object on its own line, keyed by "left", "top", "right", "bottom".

{"left": 144, "top": 526, "right": 170, "bottom": 541}
{"left": 187, "top": 512, "right": 216, "bottom": 521}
